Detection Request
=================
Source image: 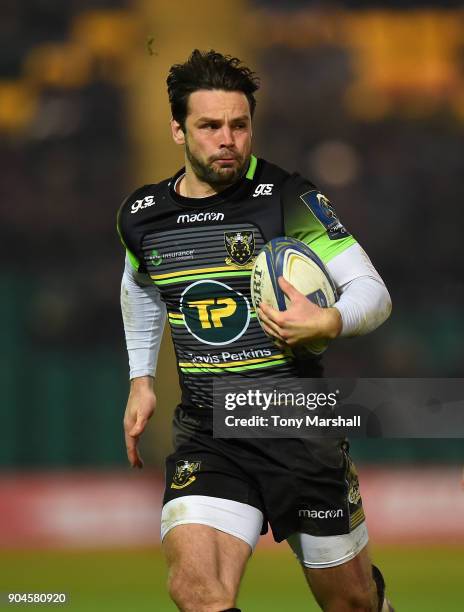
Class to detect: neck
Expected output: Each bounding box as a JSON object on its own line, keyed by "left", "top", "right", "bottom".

{"left": 177, "top": 171, "right": 229, "bottom": 198}
{"left": 177, "top": 156, "right": 246, "bottom": 198}
{"left": 175, "top": 155, "right": 251, "bottom": 198}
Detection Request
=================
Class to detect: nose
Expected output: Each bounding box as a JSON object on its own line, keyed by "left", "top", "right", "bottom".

{"left": 218, "top": 125, "right": 234, "bottom": 148}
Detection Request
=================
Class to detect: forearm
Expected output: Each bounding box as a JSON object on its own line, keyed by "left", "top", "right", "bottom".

{"left": 120, "top": 256, "right": 166, "bottom": 378}
{"left": 327, "top": 244, "right": 392, "bottom": 337}
{"left": 333, "top": 277, "right": 391, "bottom": 337}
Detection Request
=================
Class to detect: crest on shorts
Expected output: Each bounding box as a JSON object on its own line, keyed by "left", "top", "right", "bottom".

{"left": 224, "top": 231, "right": 255, "bottom": 266}
{"left": 347, "top": 462, "right": 361, "bottom": 505}
{"left": 171, "top": 460, "right": 201, "bottom": 490}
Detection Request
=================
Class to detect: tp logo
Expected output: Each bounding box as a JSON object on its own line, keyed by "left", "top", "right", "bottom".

{"left": 180, "top": 280, "right": 250, "bottom": 345}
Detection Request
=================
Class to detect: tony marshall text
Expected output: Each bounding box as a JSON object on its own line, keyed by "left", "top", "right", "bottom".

{"left": 225, "top": 415, "right": 362, "bottom": 428}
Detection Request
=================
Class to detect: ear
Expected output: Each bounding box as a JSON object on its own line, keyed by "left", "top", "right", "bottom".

{"left": 171, "top": 119, "right": 185, "bottom": 145}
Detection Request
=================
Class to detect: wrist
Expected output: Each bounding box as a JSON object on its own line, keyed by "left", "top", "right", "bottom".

{"left": 130, "top": 375, "right": 154, "bottom": 394}
{"left": 324, "top": 307, "right": 342, "bottom": 339}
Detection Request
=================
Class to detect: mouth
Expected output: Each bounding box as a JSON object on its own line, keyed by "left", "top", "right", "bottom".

{"left": 213, "top": 157, "right": 238, "bottom": 165}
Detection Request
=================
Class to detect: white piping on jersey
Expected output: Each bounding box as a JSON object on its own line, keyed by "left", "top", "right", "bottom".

{"left": 173, "top": 173, "right": 185, "bottom": 194}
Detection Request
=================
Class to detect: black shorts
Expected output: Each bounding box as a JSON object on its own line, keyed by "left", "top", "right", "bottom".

{"left": 163, "top": 405, "right": 365, "bottom": 543}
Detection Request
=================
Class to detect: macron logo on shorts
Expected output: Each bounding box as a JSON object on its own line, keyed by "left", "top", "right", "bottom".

{"left": 298, "top": 508, "right": 344, "bottom": 519}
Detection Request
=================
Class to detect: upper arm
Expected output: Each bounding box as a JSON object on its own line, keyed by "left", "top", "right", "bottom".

{"left": 116, "top": 187, "right": 150, "bottom": 274}
{"left": 282, "top": 174, "right": 356, "bottom": 264}
{"left": 122, "top": 253, "right": 156, "bottom": 288}
{"left": 326, "top": 242, "right": 385, "bottom": 289}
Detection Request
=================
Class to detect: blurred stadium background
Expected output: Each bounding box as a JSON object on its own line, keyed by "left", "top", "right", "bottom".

{"left": 1, "top": 0, "right": 463, "bottom": 610}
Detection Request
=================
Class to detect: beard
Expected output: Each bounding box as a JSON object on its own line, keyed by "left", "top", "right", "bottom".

{"left": 185, "top": 140, "right": 248, "bottom": 188}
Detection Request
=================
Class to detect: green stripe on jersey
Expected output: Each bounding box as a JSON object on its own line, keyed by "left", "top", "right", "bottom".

{"left": 307, "top": 234, "right": 356, "bottom": 264}
{"left": 126, "top": 248, "right": 141, "bottom": 271}
{"left": 116, "top": 209, "right": 141, "bottom": 271}
{"left": 246, "top": 155, "right": 257, "bottom": 180}
{"left": 154, "top": 270, "right": 252, "bottom": 286}
{"left": 180, "top": 358, "right": 289, "bottom": 374}
{"left": 168, "top": 318, "right": 184, "bottom": 325}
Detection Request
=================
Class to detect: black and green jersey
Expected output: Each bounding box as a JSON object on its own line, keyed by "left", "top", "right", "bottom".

{"left": 117, "top": 156, "right": 356, "bottom": 411}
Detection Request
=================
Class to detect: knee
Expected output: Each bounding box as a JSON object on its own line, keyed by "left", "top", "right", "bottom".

{"left": 168, "top": 567, "right": 234, "bottom": 612}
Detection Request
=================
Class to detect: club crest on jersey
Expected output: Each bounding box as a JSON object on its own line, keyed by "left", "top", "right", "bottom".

{"left": 224, "top": 231, "right": 255, "bottom": 266}
{"left": 171, "top": 460, "right": 201, "bottom": 489}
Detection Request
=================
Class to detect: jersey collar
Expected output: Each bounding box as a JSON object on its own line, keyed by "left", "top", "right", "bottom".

{"left": 168, "top": 155, "right": 259, "bottom": 209}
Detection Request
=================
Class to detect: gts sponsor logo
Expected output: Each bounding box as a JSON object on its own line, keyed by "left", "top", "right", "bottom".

{"left": 177, "top": 211, "right": 224, "bottom": 223}
{"left": 253, "top": 183, "right": 273, "bottom": 197}
{"left": 131, "top": 195, "right": 155, "bottom": 213}
{"left": 186, "top": 348, "right": 272, "bottom": 364}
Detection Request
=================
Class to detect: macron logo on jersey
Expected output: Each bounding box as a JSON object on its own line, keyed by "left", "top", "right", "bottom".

{"left": 177, "top": 212, "right": 225, "bottom": 224}
{"left": 253, "top": 183, "right": 273, "bottom": 197}
{"left": 130, "top": 195, "right": 155, "bottom": 214}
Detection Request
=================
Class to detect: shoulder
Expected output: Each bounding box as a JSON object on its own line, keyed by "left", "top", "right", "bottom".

{"left": 282, "top": 171, "right": 318, "bottom": 196}
{"left": 117, "top": 179, "right": 170, "bottom": 235}
{"left": 256, "top": 158, "right": 292, "bottom": 186}
{"left": 118, "top": 179, "right": 169, "bottom": 219}
{"left": 257, "top": 159, "right": 318, "bottom": 194}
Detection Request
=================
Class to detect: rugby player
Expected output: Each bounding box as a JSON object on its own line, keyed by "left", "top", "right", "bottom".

{"left": 118, "top": 50, "right": 393, "bottom": 611}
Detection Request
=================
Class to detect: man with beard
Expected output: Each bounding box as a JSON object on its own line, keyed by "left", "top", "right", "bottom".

{"left": 117, "top": 49, "right": 393, "bottom": 611}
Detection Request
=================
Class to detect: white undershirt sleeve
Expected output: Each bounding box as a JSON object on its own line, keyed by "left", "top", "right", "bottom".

{"left": 326, "top": 243, "right": 392, "bottom": 337}
{"left": 120, "top": 255, "right": 166, "bottom": 379}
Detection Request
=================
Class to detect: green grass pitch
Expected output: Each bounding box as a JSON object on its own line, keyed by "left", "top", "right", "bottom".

{"left": 0, "top": 545, "right": 462, "bottom": 611}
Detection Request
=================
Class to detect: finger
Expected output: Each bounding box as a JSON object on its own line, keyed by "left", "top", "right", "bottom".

{"left": 125, "top": 432, "right": 144, "bottom": 469}
{"left": 258, "top": 303, "right": 283, "bottom": 325}
{"left": 260, "top": 320, "right": 285, "bottom": 342}
{"left": 129, "top": 416, "right": 148, "bottom": 437}
{"left": 258, "top": 308, "right": 285, "bottom": 339}
{"left": 272, "top": 337, "right": 286, "bottom": 350}
{"left": 258, "top": 301, "right": 280, "bottom": 316}
{"left": 278, "top": 276, "right": 302, "bottom": 301}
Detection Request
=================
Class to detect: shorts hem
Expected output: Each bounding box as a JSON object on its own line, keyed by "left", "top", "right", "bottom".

{"left": 295, "top": 524, "right": 369, "bottom": 569}
{"left": 161, "top": 519, "right": 256, "bottom": 551}
{"left": 299, "top": 538, "right": 368, "bottom": 569}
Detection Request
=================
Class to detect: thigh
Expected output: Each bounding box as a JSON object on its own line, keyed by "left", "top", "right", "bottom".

{"left": 302, "top": 545, "right": 376, "bottom": 610}
{"left": 163, "top": 523, "right": 251, "bottom": 596}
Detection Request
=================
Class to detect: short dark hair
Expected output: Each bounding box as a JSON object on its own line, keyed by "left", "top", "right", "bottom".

{"left": 167, "top": 49, "right": 260, "bottom": 130}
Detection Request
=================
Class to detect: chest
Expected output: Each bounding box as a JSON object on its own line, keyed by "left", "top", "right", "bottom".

{"left": 140, "top": 196, "right": 283, "bottom": 306}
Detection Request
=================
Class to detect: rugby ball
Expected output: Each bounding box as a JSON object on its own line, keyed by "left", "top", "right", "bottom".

{"left": 250, "top": 237, "right": 338, "bottom": 356}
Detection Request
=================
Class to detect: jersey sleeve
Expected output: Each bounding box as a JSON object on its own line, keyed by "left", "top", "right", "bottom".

{"left": 282, "top": 173, "right": 356, "bottom": 264}
{"left": 121, "top": 254, "right": 166, "bottom": 379}
{"left": 116, "top": 186, "right": 150, "bottom": 273}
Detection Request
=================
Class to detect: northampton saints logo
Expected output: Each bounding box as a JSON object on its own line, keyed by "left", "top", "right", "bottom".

{"left": 347, "top": 458, "right": 361, "bottom": 505}
{"left": 171, "top": 460, "right": 201, "bottom": 490}
{"left": 224, "top": 231, "right": 255, "bottom": 266}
